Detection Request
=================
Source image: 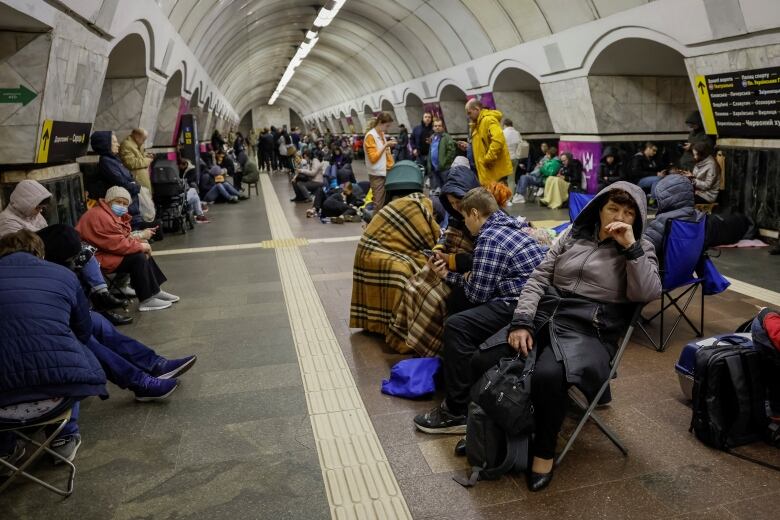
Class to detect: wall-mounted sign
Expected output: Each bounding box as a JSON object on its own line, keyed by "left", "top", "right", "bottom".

{"left": 696, "top": 66, "right": 780, "bottom": 138}
{"left": 35, "top": 120, "right": 92, "bottom": 163}
{"left": 0, "top": 84, "right": 37, "bottom": 106}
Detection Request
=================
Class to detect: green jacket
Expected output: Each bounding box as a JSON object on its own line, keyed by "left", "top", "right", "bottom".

{"left": 242, "top": 159, "right": 260, "bottom": 184}
{"left": 539, "top": 157, "right": 562, "bottom": 179}
{"left": 427, "top": 132, "right": 457, "bottom": 173}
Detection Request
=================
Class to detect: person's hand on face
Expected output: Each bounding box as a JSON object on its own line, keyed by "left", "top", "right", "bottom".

{"left": 604, "top": 221, "right": 636, "bottom": 248}
{"left": 508, "top": 328, "right": 534, "bottom": 356}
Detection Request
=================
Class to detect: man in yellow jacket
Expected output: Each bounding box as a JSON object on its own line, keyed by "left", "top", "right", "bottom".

{"left": 458, "top": 99, "right": 513, "bottom": 186}
{"left": 119, "top": 128, "right": 154, "bottom": 192}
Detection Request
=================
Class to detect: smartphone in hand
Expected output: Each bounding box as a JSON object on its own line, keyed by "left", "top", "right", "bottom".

{"left": 421, "top": 249, "right": 434, "bottom": 258}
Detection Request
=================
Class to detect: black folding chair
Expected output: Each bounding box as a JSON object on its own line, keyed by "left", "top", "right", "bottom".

{"left": 638, "top": 217, "right": 707, "bottom": 352}
{"left": 556, "top": 304, "right": 643, "bottom": 466}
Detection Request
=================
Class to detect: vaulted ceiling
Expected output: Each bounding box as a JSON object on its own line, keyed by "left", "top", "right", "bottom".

{"left": 157, "top": 0, "right": 652, "bottom": 116}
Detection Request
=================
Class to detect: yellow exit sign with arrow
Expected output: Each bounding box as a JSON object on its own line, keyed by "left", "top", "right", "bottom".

{"left": 36, "top": 120, "right": 92, "bottom": 163}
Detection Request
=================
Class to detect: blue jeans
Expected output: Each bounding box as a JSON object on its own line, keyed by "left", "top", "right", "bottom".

{"left": 516, "top": 172, "right": 543, "bottom": 196}
{"left": 0, "top": 402, "right": 80, "bottom": 455}
{"left": 86, "top": 312, "right": 164, "bottom": 389}
{"left": 186, "top": 188, "right": 204, "bottom": 216}
{"left": 203, "top": 182, "right": 240, "bottom": 202}
{"left": 80, "top": 256, "right": 107, "bottom": 293}
{"left": 638, "top": 176, "right": 661, "bottom": 198}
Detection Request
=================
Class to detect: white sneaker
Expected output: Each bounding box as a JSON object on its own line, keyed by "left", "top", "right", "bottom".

{"left": 535, "top": 187, "right": 544, "bottom": 197}
{"left": 118, "top": 285, "right": 136, "bottom": 298}
{"left": 512, "top": 194, "right": 526, "bottom": 204}
{"left": 155, "top": 290, "right": 180, "bottom": 303}
{"left": 138, "top": 297, "right": 172, "bottom": 312}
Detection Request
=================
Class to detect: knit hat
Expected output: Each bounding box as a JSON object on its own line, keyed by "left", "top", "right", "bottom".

{"left": 451, "top": 156, "right": 470, "bottom": 169}
{"left": 36, "top": 224, "right": 82, "bottom": 266}
{"left": 104, "top": 186, "right": 132, "bottom": 203}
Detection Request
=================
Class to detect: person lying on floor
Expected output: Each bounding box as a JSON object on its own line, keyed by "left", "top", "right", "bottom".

{"left": 322, "top": 182, "right": 364, "bottom": 223}
{"left": 433, "top": 182, "right": 661, "bottom": 493}
{"left": 37, "top": 224, "right": 196, "bottom": 402}
{"left": 76, "top": 186, "right": 180, "bottom": 312}
{"left": 0, "top": 179, "right": 131, "bottom": 325}
{"left": 413, "top": 186, "right": 547, "bottom": 434}
{"left": 0, "top": 230, "right": 107, "bottom": 467}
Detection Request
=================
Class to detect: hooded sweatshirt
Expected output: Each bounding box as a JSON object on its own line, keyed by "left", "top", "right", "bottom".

{"left": 470, "top": 108, "right": 513, "bottom": 185}
{"left": 0, "top": 180, "right": 52, "bottom": 237}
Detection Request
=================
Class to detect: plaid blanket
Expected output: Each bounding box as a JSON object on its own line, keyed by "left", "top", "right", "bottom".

{"left": 387, "top": 226, "right": 474, "bottom": 356}
{"left": 350, "top": 193, "right": 440, "bottom": 350}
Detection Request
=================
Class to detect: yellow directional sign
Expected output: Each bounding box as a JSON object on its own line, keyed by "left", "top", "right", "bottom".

{"left": 694, "top": 75, "right": 717, "bottom": 135}
{"left": 36, "top": 119, "right": 53, "bottom": 163}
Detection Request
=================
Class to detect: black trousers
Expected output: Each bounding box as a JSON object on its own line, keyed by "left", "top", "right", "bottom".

{"left": 442, "top": 299, "right": 515, "bottom": 415}
{"left": 114, "top": 253, "right": 167, "bottom": 302}
{"left": 233, "top": 171, "right": 243, "bottom": 191}
{"left": 471, "top": 327, "right": 568, "bottom": 461}
{"left": 293, "top": 181, "right": 323, "bottom": 200}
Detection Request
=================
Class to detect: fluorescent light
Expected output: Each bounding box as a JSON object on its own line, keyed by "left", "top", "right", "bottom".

{"left": 269, "top": 3, "right": 342, "bottom": 104}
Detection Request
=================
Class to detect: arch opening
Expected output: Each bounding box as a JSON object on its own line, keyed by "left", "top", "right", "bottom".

{"left": 492, "top": 67, "right": 554, "bottom": 135}
{"left": 438, "top": 85, "right": 468, "bottom": 135}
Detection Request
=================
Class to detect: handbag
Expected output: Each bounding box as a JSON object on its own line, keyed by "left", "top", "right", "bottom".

{"left": 137, "top": 186, "right": 156, "bottom": 223}
{"left": 472, "top": 348, "right": 536, "bottom": 436}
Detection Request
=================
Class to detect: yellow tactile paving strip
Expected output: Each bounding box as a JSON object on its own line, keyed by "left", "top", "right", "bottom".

{"left": 259, "top": 174, "right": 413, "bottom": 520}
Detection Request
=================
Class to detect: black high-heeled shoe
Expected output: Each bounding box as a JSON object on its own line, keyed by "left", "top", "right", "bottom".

{"left": 527, "top": 470, "right": 554, "bottom": 492}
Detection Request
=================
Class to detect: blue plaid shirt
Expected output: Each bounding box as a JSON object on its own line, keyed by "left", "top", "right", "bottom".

{"left": 445, "top": 211, "right": 547, "bottom": 304}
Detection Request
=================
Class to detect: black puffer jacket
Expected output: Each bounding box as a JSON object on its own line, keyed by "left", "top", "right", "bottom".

{"left": 643, "top": 174, "right": 700, "bottom": 258}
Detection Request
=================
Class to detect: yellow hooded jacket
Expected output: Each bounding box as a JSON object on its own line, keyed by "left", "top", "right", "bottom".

{"left": 470, "top": 109, "right": 513, "bottom": 186}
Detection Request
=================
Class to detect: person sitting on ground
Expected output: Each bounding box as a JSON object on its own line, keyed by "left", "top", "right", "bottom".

{"left": 350, "top": 162, "right": 438, "bottom": 339}
{"left": 679, "top": 141, "right": 721, "bottom": 204}
{"left": 0, "top": 180, "right": 129, "bottom": 324}
{"left": 215, "top": 149, "right": 245, "bottom": 196}
{"left": 414, "top": 187, "right": 547, "bottom": 433}
{"left": 76, "top": 186, "right": 180, "bottom": 312}
{"left": 515, "top": 146, "right": 561, "bottom": 203}
{"left": 119, "top": 128, "right": 154, "bottom": 192}
{"left": 37, "top": 224, "right": 196, "bottom": 402}
{"left": 629, "top": 141, "right": 666, "bottom": 197}
{"left": 322, "top": 182, "right": 363, "bottom": 223}
{"left": 0, "top": 229, "right": 107, "bottom": 467}
{"left": 201, "top": 164, "right": 242, "bottom": 203}
{"left": 291, "top": 151, "right": 327, "bottom": 202}
{"left": 598, "top": 146, "right": 624, "bottom": 190}
{"left": 427, "top": 118, "right": 457, "bottom": 194}
{"left": 176, "top": 157, "right": 211, "bottom": 223}
{"left": 91, "top": 131, "right": 143, "bottom": 226}
{"left": 540, "top": 152, "right": 583, "bottom": 209}
{"left": 387, "top": 157, "right": 480, "bottom": 355}
{"left": 326, "top": 146, "right": 347, "bottom": 185}
{"left": 336, "top": 157, "right": 357, "bottom": 185}
{"left": 469, "top": 182, "right": 661, "bottom": 492}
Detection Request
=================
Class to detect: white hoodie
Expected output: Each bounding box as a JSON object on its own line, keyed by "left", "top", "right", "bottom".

{"left": 0, "top": 180, "right": 52, "bottom": 237}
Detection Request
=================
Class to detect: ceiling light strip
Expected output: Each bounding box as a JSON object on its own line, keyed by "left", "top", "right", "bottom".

{"left": 268, "top": 0, "right": 346, "bottom": 105}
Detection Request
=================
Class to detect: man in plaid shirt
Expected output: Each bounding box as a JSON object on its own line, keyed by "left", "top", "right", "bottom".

{"left": 415, "top": 187, "right": 547, "bottom": 434}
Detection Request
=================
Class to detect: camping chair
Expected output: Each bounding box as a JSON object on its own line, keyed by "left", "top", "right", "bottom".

{"left": 638, "top": 217, "right": 707, "bottom": 352}
{"left": 556, "top": 304, "right": 643, "bottom": 466}
{"left": 552, "top": 192, "right": 595, "bottom": 236}
{"left": 0, "top": 399, "right": 77, "bottom": 497}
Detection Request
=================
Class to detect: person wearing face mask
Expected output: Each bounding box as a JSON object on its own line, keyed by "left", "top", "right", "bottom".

{"left": 363, "top": 112, "right": 397, "bottom": 209}
{"left": 0, "top": 180, "right": 130, "bottom": 325}
{"left": 76, "top": 186, "right": 179, "bottom": 312}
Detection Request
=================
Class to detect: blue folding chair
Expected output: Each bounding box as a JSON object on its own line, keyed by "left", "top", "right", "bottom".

{"left": 552, "top": 192, "right": 595, "bottom": 235}
{"left": 638, "top": 217, "right": 707, "bottom": 352}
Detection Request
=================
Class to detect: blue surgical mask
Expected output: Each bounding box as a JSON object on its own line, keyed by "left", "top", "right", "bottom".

{"left": 110, "top": 203, "right": 128, "bottom": 217}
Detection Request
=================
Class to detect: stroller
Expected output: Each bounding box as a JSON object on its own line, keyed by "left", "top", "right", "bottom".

{"left": 151, "top": 159, "right": 194, "bottom": 234}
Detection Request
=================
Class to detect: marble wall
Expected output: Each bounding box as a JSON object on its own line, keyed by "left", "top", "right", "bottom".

{"left": 493, "top": 89, "right": 554, "bottom": 134}
{"left": 404, "top": 105, "right": 424, "bottom": 128}
{"left": 440, "top": 100, "right": 468, "bottom": 135}
{"left": 0, "top": 32, "right": 50, "bottom": 163}
{"left": 588, "top": 75, "right": 696, "bottom": 134}
{"left": 541, "top": 77, "right": 599, "bottom": 134}
{"left": 93, "top": 78, "right": 148, "bottom": 141}
{"left": 155, "top": 95, "right": 183, "bottom": 147}
{"left": 138, "top": 76, "right": 166, "bottom": 144}
{"left": 252, "top": 105, "right": 291, "bottom": 132}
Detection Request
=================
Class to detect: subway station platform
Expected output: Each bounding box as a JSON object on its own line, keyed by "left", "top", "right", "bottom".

{"left": 2, "top": 163, "right": 778, "bottom": 520}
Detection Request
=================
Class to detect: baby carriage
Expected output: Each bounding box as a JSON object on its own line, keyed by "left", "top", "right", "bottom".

{"left": 151, "top": 159, "right": 194, "bottom": 234}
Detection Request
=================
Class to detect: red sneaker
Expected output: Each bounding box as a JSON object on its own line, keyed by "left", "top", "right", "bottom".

{"left": 195, "top": 215, "right": 210, "bottom": 223}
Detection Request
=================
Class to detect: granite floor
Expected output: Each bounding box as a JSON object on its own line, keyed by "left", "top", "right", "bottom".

{"left": 1, "top": 164, "right": 778, "bottom": 519}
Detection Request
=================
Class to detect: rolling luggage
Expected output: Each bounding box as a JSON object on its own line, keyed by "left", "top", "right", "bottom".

{"left": 675, "top": 333, "right": 752, "bottom": 400}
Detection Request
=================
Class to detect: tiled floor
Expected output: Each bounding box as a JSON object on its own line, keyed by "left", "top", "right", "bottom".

{"left": 1, "top": 164, "right": 778, "bottom": 519}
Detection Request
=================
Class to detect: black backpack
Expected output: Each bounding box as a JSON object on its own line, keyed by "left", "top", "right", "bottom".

{"left": 691, "top": 337, "right": 767, "bottom": 450}
{"left": 453, "top": 402, "right": 530, "bottom": 487}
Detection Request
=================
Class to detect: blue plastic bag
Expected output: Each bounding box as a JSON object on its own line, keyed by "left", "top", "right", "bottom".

{"left": 381, "top": 358, "right": 441, "bottom": 399}
{"left": 695, "top": 256, "right": 730, "bottom": 295}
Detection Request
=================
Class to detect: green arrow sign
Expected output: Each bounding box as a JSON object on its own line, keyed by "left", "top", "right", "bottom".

{"left": 0, "top": 85, "right": 37, "bottom": 106}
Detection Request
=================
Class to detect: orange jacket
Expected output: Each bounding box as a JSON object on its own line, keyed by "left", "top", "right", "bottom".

{"left": 76, "top": 200, "right": 144, "bottom": 272}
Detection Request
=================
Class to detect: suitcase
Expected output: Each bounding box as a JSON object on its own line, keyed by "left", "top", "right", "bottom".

{"left": 676, "top": 333, "right": 753, "bottom": 400}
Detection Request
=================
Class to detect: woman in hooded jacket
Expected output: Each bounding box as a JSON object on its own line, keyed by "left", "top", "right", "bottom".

{"left": 477, "top": 181, "right": 662, "bottom": 491}
{"left": 90, "top": 131, "right": 142, "bottom": 226}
